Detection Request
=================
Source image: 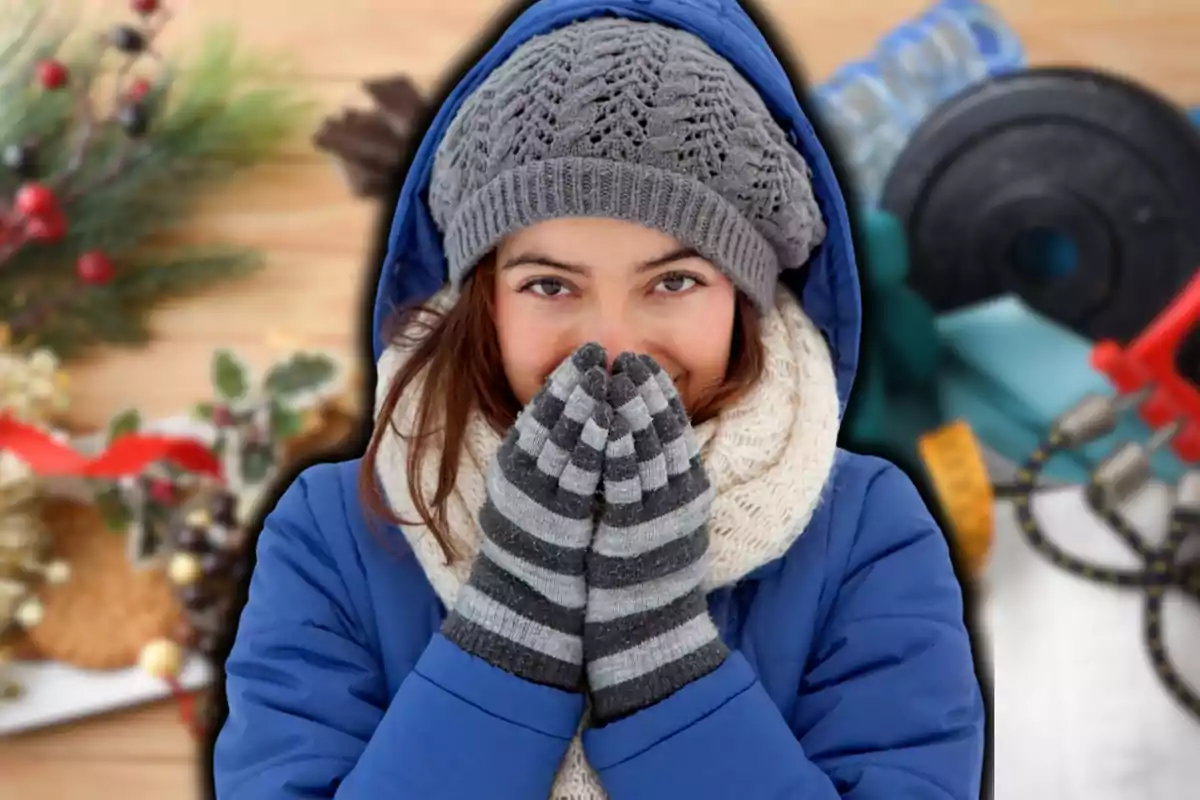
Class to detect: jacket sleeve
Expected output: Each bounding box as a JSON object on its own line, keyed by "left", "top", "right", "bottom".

{"left": 212, "top": 465, "right": 585, "bottom": 799}
{"left": 581, "top": 463, "right": 986, "bottom": 799}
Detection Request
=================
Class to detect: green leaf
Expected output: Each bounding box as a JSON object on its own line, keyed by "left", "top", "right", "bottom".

{"left": 95, "top": 486, "right": 132, "bottom": 532}
{"left": 212, "top": 349, "right": 250, "bottom": 402}
{"left": 192, "top": 401, "right": 215, "bottom": 422}
{"left": 240, "top": 444, "right": 274, "bottom": 484}
{"left": 268, "top": 400, "right": 303, "bottom": 441}
{"left": 263, "top": 353, "right": 337, "bottom": 398}
{"left": 106, "top": 408, "right": 142, "bottom": 443}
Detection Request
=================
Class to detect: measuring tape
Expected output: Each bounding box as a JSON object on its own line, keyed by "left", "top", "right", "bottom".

{"left": 917, "top": 419, "right": 995, "bottom": 577}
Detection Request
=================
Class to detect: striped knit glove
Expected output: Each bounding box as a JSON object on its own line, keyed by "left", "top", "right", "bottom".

{"left": 585, "top": 352, "right": 729, "bottom": 723}
{"left": 442, "top": 343, "right": 611, "bottom": 692}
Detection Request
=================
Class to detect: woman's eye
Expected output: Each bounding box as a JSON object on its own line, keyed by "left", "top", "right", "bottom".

{"left": 524, "top": 279, "right": 572, "bottom": 298}
{"left": 655, "top": 273, "right": 697, "bottom": 294}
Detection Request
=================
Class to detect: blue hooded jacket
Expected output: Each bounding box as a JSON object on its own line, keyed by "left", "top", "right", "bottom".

{"left": 212, "top": 1, "right": 986, "bottom": 797}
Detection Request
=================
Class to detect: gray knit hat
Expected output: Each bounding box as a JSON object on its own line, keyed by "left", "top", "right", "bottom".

{"left": 428, "top": 17, "right": 826, "bottom": 311}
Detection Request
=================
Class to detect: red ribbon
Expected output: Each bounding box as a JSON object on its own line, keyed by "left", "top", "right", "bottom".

{"left": 0, "top": 414, "right": 222, "bottom": 480}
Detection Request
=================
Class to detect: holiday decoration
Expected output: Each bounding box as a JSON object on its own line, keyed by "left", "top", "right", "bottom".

{"left": 192, "top": 348, "right": 340, "bottom": 501}
{"left": 0, "top": 344, "right": 358, "bottom": 734}
{"left": 0, "top": 341, "right": 70, "bottom": 697}
{"left": 0, "top": 340, "right": 69, "bottom": 425}
{"left": 159, "top": 482, "right": 245, "bottom": 665}
{"left": 313, "top": 74, "right": 426, "bottom": 198}
{"left": 0, "top": 450, "right": 69, "bottom": 698}
{"left": 0, "top": 0, "right": 308, "bottom": 358}
{"left": 0, "top": 374, "right": 223, "bottom": 695}
{"left": 152, "top": 348, "right": 344, "bottom": 669}
{"left": 138, "top": 635, "right": 182, "bottom": 680}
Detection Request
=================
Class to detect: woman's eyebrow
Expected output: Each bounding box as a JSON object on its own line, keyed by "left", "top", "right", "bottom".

{"left": 499, "top": 253, "right": 589, "bottom": 274}
{"left": 500, "top": 246, "right": 702, "bottom": 274}
{"left": 636, "top": 247, "right": 702, "bottom": 272}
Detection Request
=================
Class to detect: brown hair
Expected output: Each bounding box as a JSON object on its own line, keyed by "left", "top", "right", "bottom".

{"left": 358, "top": 256, "right": 766, "bottom": 563}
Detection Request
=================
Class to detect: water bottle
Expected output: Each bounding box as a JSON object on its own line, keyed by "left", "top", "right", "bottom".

{"left": 812, "top": 0, "right": 1026, "bottom": 203}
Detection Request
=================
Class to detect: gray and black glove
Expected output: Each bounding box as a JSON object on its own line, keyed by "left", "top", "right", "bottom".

{"left": 585, "top": 352, "right": 728, "bottom": 723}
{"left": 443, "top": 343, "right": 611, "bottom": 692}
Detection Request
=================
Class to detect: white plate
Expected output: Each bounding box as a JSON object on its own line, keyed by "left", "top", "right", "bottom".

{"left": 0, "top": 657, "right": 211, "bottom": 736}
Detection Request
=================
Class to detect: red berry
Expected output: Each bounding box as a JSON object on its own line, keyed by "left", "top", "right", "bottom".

{"left": 24, "top": 207, "right": 66, "bottom": 242}
{"left": 14, "top": 183, "right": 55, "bottom": 217}
{"left": 127, "top": 77, "right": 152, "bottom": 102}
{"left": 149, "top": 478, "right": 176, "bottom": 505}
{"left": 77, "top": 250, "right": 115, "bottom": 285}
{"left": 211, "top": 405, "right": 233, "bottom": 427}
{"left": 36, "top": 59, "right": 68, "bottom": 90}
{"left": 132, "top": 0, "right": 160, "bottom": 14}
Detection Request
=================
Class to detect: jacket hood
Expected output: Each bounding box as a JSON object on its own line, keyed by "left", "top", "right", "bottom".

{"left": 369, "top": 0, "right": 862, "bottom": 410}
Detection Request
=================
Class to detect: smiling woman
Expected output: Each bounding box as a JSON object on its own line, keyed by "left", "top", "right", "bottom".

{"left": 361, "top": 216, "right": 765, "bottom": 557}
{"left": 211, "top": 8, "right": 984, "bottom": 800}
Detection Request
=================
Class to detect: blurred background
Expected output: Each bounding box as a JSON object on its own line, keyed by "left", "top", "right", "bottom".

{"left": 1, "top": 0, "right": 1199, "bottom": 798}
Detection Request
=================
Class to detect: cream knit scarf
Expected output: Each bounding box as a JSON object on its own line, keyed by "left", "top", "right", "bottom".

{"left": 374, "top": 286, "right": 842, "bottom": 799}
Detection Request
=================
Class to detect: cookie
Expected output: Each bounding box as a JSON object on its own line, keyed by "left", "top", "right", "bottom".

{"left": 26, "top": 498, "right": 183, "bottom": 670}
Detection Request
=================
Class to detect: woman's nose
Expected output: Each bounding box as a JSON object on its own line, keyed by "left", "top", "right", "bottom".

{"left": 587, "top": 309, "right": 642, "bottom": 369}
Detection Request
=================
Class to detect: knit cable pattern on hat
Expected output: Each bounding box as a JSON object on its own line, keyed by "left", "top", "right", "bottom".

{"left": 429, "top": 17, "right": 826, "bottom": 311}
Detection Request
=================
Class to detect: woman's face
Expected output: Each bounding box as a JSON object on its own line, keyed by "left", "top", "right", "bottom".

{"left": 493, "top": 217, "right": 737, "bottom": 410}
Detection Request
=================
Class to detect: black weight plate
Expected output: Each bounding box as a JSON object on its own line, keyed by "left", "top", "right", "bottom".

{"left": 881, "top": 67, "right": 1200, "bottom": 342}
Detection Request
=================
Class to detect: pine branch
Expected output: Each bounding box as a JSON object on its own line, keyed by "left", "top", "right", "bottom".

{"left": 0, "top": 1, "right": 310, "bottom": 358}
{"left": 2, "top": 26, "right": 310, "bottom": 261}
{"left": 6, "top": 247, "right": 262, "bottom": 358}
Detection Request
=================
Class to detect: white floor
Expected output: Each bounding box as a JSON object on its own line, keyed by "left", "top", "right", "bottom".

{"left": 983, "top": 482, "right": 1200, "bottom": 800}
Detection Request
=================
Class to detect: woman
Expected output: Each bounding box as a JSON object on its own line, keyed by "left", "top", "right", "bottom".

{"left": 212, "top": 1, "right": 985, "bottom": 797}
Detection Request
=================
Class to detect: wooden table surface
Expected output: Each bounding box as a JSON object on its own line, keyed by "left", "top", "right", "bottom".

{"left": 3, "top": 0, "right": 1199, "bottom": 797}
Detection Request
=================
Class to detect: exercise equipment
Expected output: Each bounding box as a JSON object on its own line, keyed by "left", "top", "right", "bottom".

{"left": 917, "top": 420, "right": 994, "bottom": 577}
{"left": 840, "top": 209, "right": 943, "bottom": 474}
{"left": 882, "top": 67, "right": 1200, "bottom": 343}
{"left": 1002, "top": 396, "right": 1200, "bottom": 724}
{"left": 989, "top": 271, "right": 1200, "bottom": 725}
{"left": 812, "top": 0, "right": 1024, "bottom": 203}
{"left": 1093, "top": 269, "right": 1200, "bottom": 462}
